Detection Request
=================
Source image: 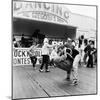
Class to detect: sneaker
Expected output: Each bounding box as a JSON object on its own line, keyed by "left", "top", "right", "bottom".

{"left": 73, "top": 81, "right": 78, "bottom": 85}
{"left": 70, "top": 80, "right": 78, "bottom": 85}
{"left": 45, "top": 69, "right": 50, "bottom": 72}
{"left": 39, "top": 69, "right": 44, "bottom": 72}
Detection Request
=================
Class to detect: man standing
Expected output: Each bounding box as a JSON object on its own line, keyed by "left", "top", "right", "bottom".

{"left": 21, "top": 34, "right": 25, "bottom": 47}
{"left": 86, "top": 40, "right": 96, "bottom": 68}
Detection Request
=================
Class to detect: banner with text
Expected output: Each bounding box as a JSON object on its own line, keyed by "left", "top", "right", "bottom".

{"left": 13, "top": 1, "right": 70, "bottom": 25}
{"left": 13, "top": 48, "right": 42, "bottom": 66}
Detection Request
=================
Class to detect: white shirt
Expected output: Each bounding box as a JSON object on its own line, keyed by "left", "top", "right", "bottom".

{"left": 42, "top": 43, "right": 50, "bottom": 55}
{"left": 50, "top": 49, "right": 58, "bottom": 60}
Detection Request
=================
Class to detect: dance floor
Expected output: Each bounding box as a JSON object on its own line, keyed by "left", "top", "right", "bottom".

{"left": 12, "top": 65, "right": 97, "bottom": 99}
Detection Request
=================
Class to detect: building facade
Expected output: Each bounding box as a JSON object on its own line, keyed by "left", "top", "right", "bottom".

{"left": 13, "top": 1, "right": 96, "bottom": 42}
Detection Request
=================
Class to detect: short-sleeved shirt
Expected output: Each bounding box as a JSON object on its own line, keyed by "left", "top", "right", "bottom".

{"left": 42, "top": 43, "right": 50, "bottom": 55}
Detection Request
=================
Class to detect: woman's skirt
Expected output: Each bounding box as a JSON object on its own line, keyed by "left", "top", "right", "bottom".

{"left": 54, "top": 55, "right": 73, "bottom": 71}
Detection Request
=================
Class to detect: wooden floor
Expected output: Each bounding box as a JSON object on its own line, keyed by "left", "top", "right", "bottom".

{"left": 13, "top": 65, "right": 97, "bottom": 99}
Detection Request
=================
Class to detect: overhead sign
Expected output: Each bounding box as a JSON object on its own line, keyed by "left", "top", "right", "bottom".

{"left": 13, "top": 1, "right": 70, "bottom": 24}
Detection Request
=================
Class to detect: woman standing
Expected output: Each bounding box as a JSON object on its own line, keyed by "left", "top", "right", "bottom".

{"left": 39, "top": 38, "right": 52, "bottom": 72}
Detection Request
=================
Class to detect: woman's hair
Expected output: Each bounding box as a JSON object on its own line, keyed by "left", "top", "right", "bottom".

{"left": 84, "top": 39, "right": 88, "bottom": 46}
{"left": 43, "top": 38, "right": 49, "bottom": 43}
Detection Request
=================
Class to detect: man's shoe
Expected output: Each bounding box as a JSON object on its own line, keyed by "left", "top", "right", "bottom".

{"left": 70, "top": 80, "right": 78, "bottom": 85}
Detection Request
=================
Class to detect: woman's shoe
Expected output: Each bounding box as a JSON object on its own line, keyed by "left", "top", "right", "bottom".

{"left": 39, "top": 69, "right": 44, "bottom": 72}
{"left": 45, "top": 69, "right": 50, "bottom": 72}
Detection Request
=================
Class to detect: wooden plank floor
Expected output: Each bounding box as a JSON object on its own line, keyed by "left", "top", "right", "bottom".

{"left": 13, "top": 65, "right": 97, "bottom": 99}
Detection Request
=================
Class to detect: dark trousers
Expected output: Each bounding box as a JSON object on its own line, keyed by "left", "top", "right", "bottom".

{"left": 94, "top": 53, "right": 97, "bottom": 64}
{"left": 87, "top": 54, "right": 93, "bottom": 68}
{"left": 67, "top": 70, "right": 71, "bottom": 78}
{"left": 83, "top": 53, "right": 88, "bottom": 64}
{"left": 40, "top": 55, "right": 49, "bottom": 70}
{"left": 30, "top": 56, "right": 37, "bottom": 67}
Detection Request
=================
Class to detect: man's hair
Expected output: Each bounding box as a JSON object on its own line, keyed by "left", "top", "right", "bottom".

{"left": 91, "top": 41, "right": 95, "bottom": 45}
{"left": 66, "top": 48, "right": 72, "bottom": 54}
{"left": 89, "top": 40, "right": 92, "bottom": 43}
{"left": 22, "top": 34, "right": 24, "bottom": 36}
{"left": 81, "top": 35, "right": 84, "bottom": 39}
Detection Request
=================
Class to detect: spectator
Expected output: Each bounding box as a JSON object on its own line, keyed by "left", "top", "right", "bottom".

{"left": 85, "top": 40, "right": 95, "bottom": 68}
{"left": 83, "top": 39, "right": 88, "bottom": 64}
{"left": 84, "top": 39, "right": 88, "bottom": 46}
{"left": 21, "top": 34, "right": 25, "bottom": 47}
{"left": 13, "top": 37, "right": 18, "bottom": 47}
{"left": 78, "top": 35, "right": 85, "bottom": 64}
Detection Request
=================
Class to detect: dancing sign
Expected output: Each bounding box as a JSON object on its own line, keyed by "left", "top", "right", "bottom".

{"left": 13, "top": 1, "right": 70, "bottom": 25}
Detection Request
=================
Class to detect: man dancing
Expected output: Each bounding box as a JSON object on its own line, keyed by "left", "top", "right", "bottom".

{"left": 71, "top": 41, "right": 81, "bottom": 85}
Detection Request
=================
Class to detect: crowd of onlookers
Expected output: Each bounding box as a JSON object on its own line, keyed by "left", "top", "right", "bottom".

{"left": 13, "top": 34, "right": 33, "bottom": 47}
{"left": 77, "top": 35, "right": 97, "bottom": 67}
{"left": 13, "top": 34, "right": 97, "bottom": 67}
